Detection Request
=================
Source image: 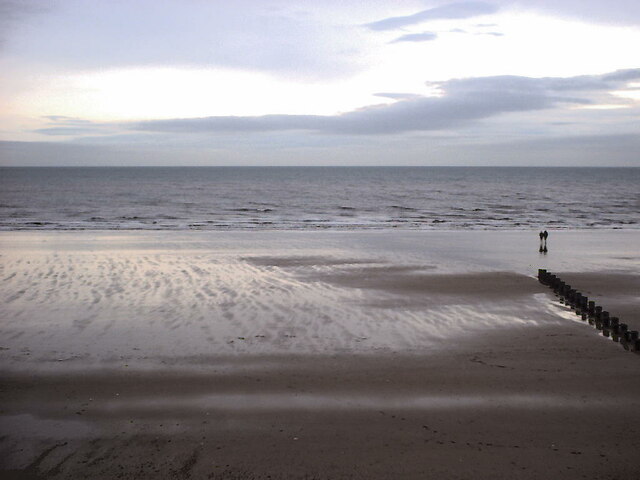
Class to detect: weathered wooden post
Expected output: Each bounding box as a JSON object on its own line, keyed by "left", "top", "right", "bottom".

{"left": 610, "top": 318, "right": 620, "bottom": 342}
{"left": 610, "top": 317, "right": 619, "bottom": 327}
{"left": 538, "top": 269, "right": 547, "bottom": 284}
{"left": 574, "top": 293, "right": 584, "bottom": 314}
{"left": 623, "top": 330, "right": 638, "bottom": 351}
{"left": 596, "top": 311, "right": 609, "bottom": 331}
{"left": 614, "top": 323, "right": 628, "bottom": 344}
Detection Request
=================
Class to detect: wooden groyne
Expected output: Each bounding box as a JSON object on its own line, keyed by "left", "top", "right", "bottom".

{"left": 538, "top": 269, "right": 639, "bottom": 354}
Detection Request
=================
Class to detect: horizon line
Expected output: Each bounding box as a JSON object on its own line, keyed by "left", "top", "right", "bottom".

{"left": 1, "top": 165, "right": 638, "bottom": 168}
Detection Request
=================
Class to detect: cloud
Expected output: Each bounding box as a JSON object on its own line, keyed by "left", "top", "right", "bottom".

{"left": 130, "top": 69, "right": 639, "bottom": 136}
{"left": 1, "top": 0, "right": 368, "bottom": 80}
{"left": 452, "top": 133, "right": 640, "bottom": 166}
{"left": 390, "top": 32, "right": 438, "bottom": 43}
{"left": 32, "top": 116, "right": 112, "bottom": 137}
{"left": 0, "top": 140, "right": 119, "bottom": 166}
{"left": 0, "top": 0, "right": 46, "bottom": 47}
{"left": 33, "top": 127, "right": 103, "bottom": 136}
{"left": 602, "top": 69, "right": 640, "bottom": 82}
{"left": 4, "top": 132, "right": 639, "bottom": 167}
{"left": 366, "top": 2, "right": 499, "bottom": 31}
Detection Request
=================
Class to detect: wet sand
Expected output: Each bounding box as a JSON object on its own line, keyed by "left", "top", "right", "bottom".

{"left": 1, "top": 231, "right": 639, "bottom": 479}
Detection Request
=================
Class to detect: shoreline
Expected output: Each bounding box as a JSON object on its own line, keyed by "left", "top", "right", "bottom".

{"left": 2, "top": 226, "right": 640, "bottom": 232}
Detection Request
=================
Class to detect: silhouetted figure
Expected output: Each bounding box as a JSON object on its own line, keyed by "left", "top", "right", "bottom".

{"left": 541, "top": 230, "right": 549, "bottom": 252}
{"left": 539, "top": 231, "right": 544, "bottom": 252}
{"left": 539, "top": 230, "right": 548, "bottom": 253}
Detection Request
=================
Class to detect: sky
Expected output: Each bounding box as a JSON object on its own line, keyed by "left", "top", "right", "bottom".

{"left": 0, "top": 0, "right": 639, "bottom": 166}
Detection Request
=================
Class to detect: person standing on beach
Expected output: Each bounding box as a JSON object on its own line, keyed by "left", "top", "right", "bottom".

{"left": 539, "top": 231, "right": 544, "bottom": 252}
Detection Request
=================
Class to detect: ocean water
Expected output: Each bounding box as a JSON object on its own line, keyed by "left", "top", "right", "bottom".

{"left": 0, "top": 167, "right": 638, "bottom": 230}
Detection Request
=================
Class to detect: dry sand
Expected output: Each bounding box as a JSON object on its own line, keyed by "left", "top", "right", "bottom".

{"left": 1, "top": 230, "right": 639, "bottom": 479}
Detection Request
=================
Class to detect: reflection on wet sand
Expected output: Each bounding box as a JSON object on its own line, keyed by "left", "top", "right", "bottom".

{"left": 1, "top": 250, "right": 557, "bottom": 370}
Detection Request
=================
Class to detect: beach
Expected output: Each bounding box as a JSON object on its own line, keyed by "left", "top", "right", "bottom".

{"left": 1, "top": 230, "right": 639, "bottom": 479}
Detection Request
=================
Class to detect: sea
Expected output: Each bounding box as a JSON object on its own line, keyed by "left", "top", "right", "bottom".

{"left": 0, "top": 167, "right": 638, "bottom": 231}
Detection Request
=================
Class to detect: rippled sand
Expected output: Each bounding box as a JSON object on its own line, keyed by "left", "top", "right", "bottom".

{"left": 0, "top": 233, "right": 572, "bottom": 366}
{"left": 1, "top": 230, "right": 639, "bottom": 479}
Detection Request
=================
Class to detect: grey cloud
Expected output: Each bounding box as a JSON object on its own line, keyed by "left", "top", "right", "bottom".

{"left": 366, "top": 2, "right": 499, "bottom": 31}
{"left": 459, "top": 133, "right": 640, "bottom": 166}
{"left": 131, "top": 89, "right": 546, "bottom": 136}
{"left": 130, "top": 115, "right": 329, "bottom": 134}
{"left": 131, "top": 69, "right": 639, "bottom": 136}
{"left": 4, "top": 133, "right": 639, "bottom": 167}
{"left": 391, "top": 32, "right": 438, "bottom": 43}
{"left": 444, "top": 69, "right": 640, "bottom": 94}
{"left": 32, "top": 116, "right": 112, "bottom": 137}
{"left": 602, "top": 69, "right": 640, "bottom": 82}
{"left": 0, "top": 140, "right": 118, "bottom": 167}
{"left": 33, "top": 127, "right": 102, "bottom": 136}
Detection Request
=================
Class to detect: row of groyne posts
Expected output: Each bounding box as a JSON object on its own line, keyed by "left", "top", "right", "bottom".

{"left": 538, "top": 269, "right": 640, "bottom": 354}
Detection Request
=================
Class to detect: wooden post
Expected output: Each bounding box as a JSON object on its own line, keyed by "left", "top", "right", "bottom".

{"left": 595, "top": 306, "right": 603, "bottom": 320}
{"left": 538, "top": 269, "right": 547, "bottom": 283}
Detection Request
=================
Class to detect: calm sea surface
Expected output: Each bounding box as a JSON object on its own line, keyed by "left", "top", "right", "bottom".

{"left": 0, "top": 167, "right": 638, "bottom": 231}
